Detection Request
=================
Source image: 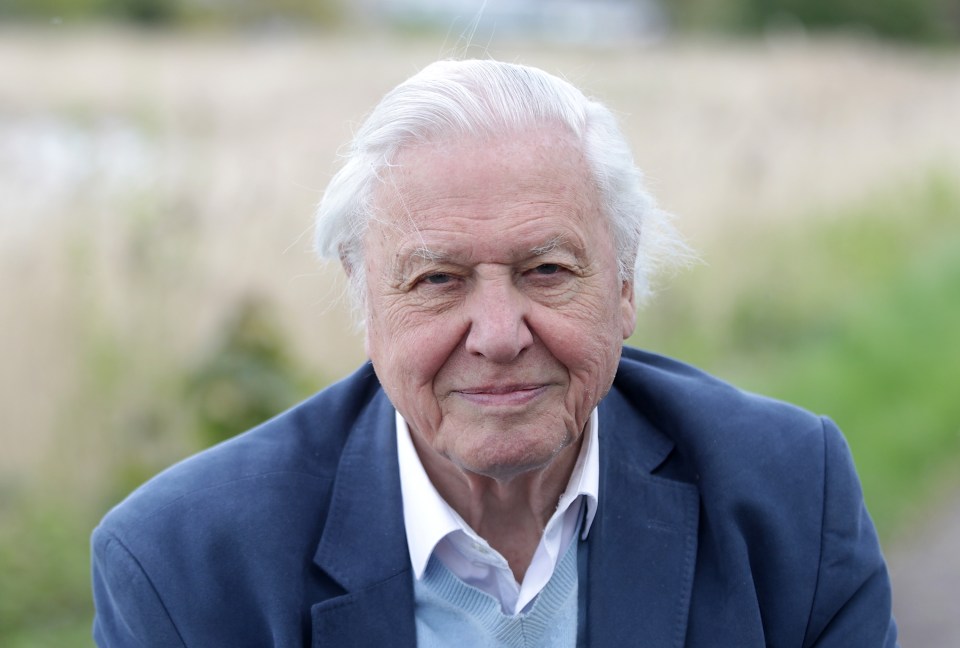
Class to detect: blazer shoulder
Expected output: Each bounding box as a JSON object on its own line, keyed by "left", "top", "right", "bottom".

{"left": 91, "top": 363, "right": 402, "bottom": 646}
{"left": 96, "top": 362, "right": 385, "bottom": 541}
{"left": 615, "top": 347, "right": 831, "bottom": 486}
{"left": 611, "top": 350, "right": 894, "bottom": 644}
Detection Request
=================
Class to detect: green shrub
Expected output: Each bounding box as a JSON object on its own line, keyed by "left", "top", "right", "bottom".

{"left": 185, "top": 295, "right": 316, "bottom": 448}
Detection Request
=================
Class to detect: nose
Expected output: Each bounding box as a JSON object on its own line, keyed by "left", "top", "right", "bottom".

{"left": 463, "top": 276, "right": 533, "bottom": 363}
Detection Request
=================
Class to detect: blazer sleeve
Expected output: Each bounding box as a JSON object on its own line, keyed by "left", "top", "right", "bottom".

{"left": 802, "top": 418, "right": 899, "bottom": 647}
{"left": 91, "top": 527, "right": 187, "bottom": 648}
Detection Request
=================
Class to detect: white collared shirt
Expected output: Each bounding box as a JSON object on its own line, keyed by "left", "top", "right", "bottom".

{"left": 396, "top": 409, "right": 600, "bottom": 616}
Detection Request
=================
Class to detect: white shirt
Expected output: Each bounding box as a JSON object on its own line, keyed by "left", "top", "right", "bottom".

{"left": 396, "top": 409, "right": 600, "bottom": 616}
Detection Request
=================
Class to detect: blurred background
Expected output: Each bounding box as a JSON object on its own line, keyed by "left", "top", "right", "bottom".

{"left": 1, "top": 0, "right": 959, "bottom": 645}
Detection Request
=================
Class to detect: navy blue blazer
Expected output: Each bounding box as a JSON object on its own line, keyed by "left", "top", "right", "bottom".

{"left": 91, "top": 347, "right": 897, "bottom": 646}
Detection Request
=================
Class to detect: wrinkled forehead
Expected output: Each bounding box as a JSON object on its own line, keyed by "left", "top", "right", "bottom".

{"left": 362, "top": 127, "right": 610, "bottom": 268}
{"left": 369, "top": 125, "right": 592, "bottom": 215}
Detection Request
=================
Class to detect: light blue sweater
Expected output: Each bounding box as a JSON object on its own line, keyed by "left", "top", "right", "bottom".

{"left": 413, "top": 538, "right": 579, "bottom": 647}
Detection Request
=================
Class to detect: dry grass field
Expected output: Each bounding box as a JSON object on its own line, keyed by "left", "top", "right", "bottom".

{"left": 3, "top": 27, "right": 957, "bottom": 475}
{"left": 1, "top": 25, "right": 959, "bottom": 644}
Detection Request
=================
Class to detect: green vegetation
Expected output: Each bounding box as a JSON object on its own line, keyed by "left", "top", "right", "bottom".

{"left": 0, "top": 497, "right": 94, "bottom": 646}
{"left": 186, "top": 296, "right": 316, "bottom": 448}
{"left": 0, "top": 0, "right": 343, "bottom": 28}
{"left": 632, "top": 170, "right": 960, "bottom": 536}
{"left": 669, "top": 0, "right": 960, "bottom": 42}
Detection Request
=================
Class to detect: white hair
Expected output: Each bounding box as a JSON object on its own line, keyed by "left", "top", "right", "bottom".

{"left": 314, "top": 59, "right": 690, "bottom": 323}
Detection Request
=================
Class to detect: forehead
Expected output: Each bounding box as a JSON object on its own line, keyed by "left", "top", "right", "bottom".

{"left": 367, "top": 128, "right": 607, "bottom": 260}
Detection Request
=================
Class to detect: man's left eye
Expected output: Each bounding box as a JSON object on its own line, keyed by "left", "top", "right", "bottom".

{"left": 533, "top": 264, "right": 561, "bottom": 275}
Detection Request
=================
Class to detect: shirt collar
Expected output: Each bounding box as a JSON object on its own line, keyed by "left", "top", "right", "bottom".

{"left": 396, "top": 408, "right": 600, "bottom": 580}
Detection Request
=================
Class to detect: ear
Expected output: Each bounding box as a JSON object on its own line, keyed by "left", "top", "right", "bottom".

{"left": 338, "top": 244, "right": 354, "bottom": 278}
{"left": 620, "top": 278, "right": 637, "bottom": 340}
{"left": 338, "top": 245, "right": 372, "bottom": 355}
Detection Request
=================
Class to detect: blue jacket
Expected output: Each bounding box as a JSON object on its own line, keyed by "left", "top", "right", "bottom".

{"left": 91, "top": 347, "right": 897, "bottom": 646}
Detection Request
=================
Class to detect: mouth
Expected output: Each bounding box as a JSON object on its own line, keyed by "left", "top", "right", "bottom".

{"left": 454, "top": 384, "right": 549, "bottom": 407}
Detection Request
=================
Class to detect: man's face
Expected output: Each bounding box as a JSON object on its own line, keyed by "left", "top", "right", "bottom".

{"left": 360, "top": 127, "right": 636, "bottom": 481}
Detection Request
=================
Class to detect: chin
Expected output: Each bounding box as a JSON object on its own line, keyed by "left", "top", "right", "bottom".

{"left": 453, "top": 435, "right": 570, "bottom": 482}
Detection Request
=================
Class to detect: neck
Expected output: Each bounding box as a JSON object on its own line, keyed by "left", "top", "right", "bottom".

{"left": 412, "top": 434, "right": 584, "bottom": 582}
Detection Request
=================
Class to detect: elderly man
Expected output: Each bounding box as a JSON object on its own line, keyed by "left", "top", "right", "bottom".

{"left": 92, "top": 60, "right": 897, "bottom": 646}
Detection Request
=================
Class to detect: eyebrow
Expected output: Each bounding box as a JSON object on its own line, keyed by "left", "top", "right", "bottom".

{"left": 411, "top": 246, "right": 445, "bottom": 262}
{"left": 397, "top": 235, "right": 579, "bottom": 274}
{"left": 390, "top": 246, "right": 447, "bottom": 283}
{"left": 530, "top": 235, "right": 569, "bottom": 257}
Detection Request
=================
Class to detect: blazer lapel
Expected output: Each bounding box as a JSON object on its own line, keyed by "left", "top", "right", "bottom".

{"left": 310, "top": 390, "right": 418, "bottom": 648}
{"left": 586, "top": 387, "right": 700, "bottom": 647}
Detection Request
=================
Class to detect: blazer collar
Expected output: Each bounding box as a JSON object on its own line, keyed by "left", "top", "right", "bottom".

{"left": 586, "top": 385, "right": 701, "bottom": 647}
{"left": 310, "top": 388, "right": 418, "bottom": 647}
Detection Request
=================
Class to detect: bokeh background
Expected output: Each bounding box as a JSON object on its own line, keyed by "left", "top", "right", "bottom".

{"left": 2, "top": 0, "right": 959, "bottom": 645}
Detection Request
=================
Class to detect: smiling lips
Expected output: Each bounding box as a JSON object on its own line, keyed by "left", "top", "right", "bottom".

{"left": 454, "top": 384, "right": 549, "bottom": 407}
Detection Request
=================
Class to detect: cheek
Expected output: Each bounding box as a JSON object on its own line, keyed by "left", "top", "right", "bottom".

{"left": 367, "top": 304, "right": 464, "bottom": 393}
{"left": 566, "top": 331, "right": 621, "bottom": 388}
{"left": 542, "top": 292, "right": 624, "bottom": 393}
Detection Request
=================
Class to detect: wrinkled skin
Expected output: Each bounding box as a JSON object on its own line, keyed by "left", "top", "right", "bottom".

{"left": 360, "top": 126, "right": 636, "bottom": 496}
